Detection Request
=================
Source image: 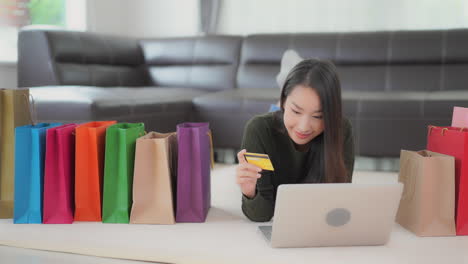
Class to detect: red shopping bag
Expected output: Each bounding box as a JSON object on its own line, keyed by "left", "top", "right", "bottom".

{"left": 427, "top": 126, "right": 468, "bottom": 235}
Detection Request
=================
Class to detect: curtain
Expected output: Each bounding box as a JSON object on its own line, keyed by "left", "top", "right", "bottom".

{"left": 199, "top": 0, "right": 220, "bottom": 35}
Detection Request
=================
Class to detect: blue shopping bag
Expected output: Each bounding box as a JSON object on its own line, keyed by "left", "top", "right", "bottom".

{"left": 14, "top": 123, "right": 62, "bottom": 224}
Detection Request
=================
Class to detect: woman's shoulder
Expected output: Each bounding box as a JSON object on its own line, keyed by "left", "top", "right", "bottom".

{"left": 245, "top": 112, "right": 277, "bottom": 131}
{"left": 242, "top": 112, "right": 280, "bottom": 150}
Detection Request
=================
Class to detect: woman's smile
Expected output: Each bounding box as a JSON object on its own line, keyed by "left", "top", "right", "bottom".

{"left": 294, "top": 130, "right": 311, "bottom": 139}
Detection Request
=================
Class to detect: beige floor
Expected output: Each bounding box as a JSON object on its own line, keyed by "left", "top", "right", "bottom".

{"left": 1, "top": 165, "right": 466, "bottom": 264}
{"left": 0, "top": 165, "right": 396, "bottom": 264}
{"left": 0, "top": 245, "right": 155, "bottom": 264}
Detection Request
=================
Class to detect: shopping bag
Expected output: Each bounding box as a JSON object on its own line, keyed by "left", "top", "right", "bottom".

{"left": 452, "top": 107, "right": 468, "bottom": 128}
{"left": 74, "top": 121, "right": 116, "bottom": 221}
{"left": 14, "top": 122, "right": 62, "bottom": 224}
{"left": 102, "top": 123, "right": 145, "bottom": 223}
{"left": 130, "top": 132, "right": 177, "bottom": 224}
{"left": 176, "top": 122, "right": 213, "bottom": 223}
{"left": 0, "top": 89, "right": 30, "bottom": 218}
{"left": 43, "top": 123, "right": 78, "bottom": 224}
{"left": 397, "top": 150, "right": 456, "bottom": 236}
{"left": 427, "top": 126, "right": 468, "bottom": 235}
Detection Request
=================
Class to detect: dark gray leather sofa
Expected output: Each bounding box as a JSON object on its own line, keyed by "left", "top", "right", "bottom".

{"left": 18, "top": 28, "right": 468, "bottom": 157}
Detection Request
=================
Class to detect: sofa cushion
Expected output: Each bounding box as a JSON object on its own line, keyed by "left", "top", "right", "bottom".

{"left": 343, "top": 90, "right": 468, "bottom": 156}
{"left": 343, "top": 91, "right": 426, "bottom": 119}
{"left": 423, "top": 91, "right": 468, "bottom": 120}
{"left": 343, "top": 90, "right": 468, "bottom": 119}
{"left": 141, "top": 36, "right": 242, "bottom": 91}
{"left": 31, "top": 86, "right": 208, "bottom": 129}
{"left": 193, "top": 88, "right": 279, "bottom": 113}
{"left": 192, "top": 88, "right": 468, "bottom": 154}
{"left": 192, "top": 88, "right": 279, "bottom": 148}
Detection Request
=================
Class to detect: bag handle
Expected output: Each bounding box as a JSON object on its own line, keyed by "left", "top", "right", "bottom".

{"left": 22, "top": 92, "right": 36, "bottom": 126}
{"left": 138, "top": 130, "right": 147, "bottom": 137}
{"left": 441, "top": 128, "right": 448, "bottom": 136}
{"left": 207, "top": 130, "right": 214, "bottom": 169}
{"left": 428, "top": 125, "right": 435, "bottom": 135}
{"left": 428, "top": 126, "right": 466, "bottom": 136}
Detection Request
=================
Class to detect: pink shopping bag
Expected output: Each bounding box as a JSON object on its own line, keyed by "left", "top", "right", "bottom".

{"left": 43, "top": 123, "right": 77, "bottom": 224}
{"left": 452, "top": 107, "right": 468, "bottom": 128}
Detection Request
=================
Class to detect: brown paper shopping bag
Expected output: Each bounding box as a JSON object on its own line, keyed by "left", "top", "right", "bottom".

{"left": 130, "top": 132, "right": 178, "bottom": 224}
{"left": 397, "top": 150, "right": 456, "bottom": 236}
{"left": 0, "top": 89, "right": 31, "bottom": 218}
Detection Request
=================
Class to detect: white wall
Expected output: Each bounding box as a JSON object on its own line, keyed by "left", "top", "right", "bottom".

{"left": 87, "top": 0, "right": 199, "bottom": 38}
{"left": 0, "top": 0, "right": 87, "bottom": 88}
{"left": 0, "top": 0, "right": 199, "bottom": 88}
{"left": 0, "top": 26, "right": 19, "bottom": 87}
{"left": 6, "top": 0, "right": 468, "bottom": 88}
{"left": 217, "top": 0, "right": 468, "bottom": 35}
{"left": 0, "top": 63, "right": 17, "bottom": 88}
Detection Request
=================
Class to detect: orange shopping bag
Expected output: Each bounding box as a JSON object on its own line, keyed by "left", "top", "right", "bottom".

{"left": 74, "top": 121, "right": 116, "bottom": 221}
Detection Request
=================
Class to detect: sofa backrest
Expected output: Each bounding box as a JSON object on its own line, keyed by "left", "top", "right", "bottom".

{"left": 237, "top": 29, "right": 468, "bottom": 92}
{"left": 18, "top": 28, "right": 149, "bottom": 88}
{"left": 19, "top": 28, "right": 468, "bottom": 92}
{"left": 140, "top": 36, "right": 242, "bottom": 91}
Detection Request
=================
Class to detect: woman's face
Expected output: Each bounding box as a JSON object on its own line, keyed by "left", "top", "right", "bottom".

{"left": 283, "top": 85, "right": 325, "bottom": 147}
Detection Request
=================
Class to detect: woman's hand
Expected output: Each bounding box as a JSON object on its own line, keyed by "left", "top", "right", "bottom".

{"left": 236, "top": 149, "right": 262, "bottom": 198}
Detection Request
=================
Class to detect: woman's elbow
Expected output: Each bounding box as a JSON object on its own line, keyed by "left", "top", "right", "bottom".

{"left": 241, "top": 206, "right": 273, "bottom": 222}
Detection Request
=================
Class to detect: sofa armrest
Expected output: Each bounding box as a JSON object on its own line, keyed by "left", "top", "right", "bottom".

{"left": 18, "top": 27, "right": 60, "bottom": 87}
{"left": 18, "top": 26, "right": 149, "bottom": 88}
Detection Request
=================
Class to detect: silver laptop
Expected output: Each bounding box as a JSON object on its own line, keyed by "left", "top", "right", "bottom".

{"left": 258, "top": 183, "right": 403, "bottom": 248}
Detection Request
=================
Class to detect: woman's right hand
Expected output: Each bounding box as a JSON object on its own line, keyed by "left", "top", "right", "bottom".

{"left": 236, "top": 149, "right": 262, "bottom": 198}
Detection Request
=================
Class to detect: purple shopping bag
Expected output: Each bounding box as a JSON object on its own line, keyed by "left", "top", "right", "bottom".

{"left": 43, "top": 123, "right": 77, "bottom": 224}
{"left": 176, "top": 122, "right": 213, "bottom": 223}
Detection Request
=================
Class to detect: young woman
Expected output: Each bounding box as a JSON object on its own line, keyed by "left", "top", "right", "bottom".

{"left": 236, "top": 58, "right": 355, "bottom": 222}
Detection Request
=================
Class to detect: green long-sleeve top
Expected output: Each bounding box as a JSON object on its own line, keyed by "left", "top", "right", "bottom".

{"left": 241, "top": 111, "right": 355, "bottom": 222}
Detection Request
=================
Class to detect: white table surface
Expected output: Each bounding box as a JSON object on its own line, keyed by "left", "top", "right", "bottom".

{"left": 0, "top": 165, "right": 467, "bottom": 264}
{"left": 0, "top": 245, "right": 158, "bottom": 264}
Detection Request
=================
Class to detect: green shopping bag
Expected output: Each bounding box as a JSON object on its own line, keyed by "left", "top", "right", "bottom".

{"left": 102, "top": 123, "right": 145, "bottom": 223}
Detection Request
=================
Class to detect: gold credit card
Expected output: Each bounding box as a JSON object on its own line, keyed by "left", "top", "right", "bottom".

{"left": 244, "top": 152, "right": 274, "bottom": 171}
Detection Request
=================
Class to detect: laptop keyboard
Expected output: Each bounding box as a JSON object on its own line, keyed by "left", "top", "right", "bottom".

{"left": 258, "top": 225, "right": 273, "bottom": 241}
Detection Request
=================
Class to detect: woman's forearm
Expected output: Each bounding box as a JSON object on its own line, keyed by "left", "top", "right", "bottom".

{"left": 241, "top": 192, "right": 274, "bottom": 222}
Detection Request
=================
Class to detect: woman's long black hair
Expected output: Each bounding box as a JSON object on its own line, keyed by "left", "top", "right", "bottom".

{"left": 277, "top": 58, "right": 349, "bottom": 183}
